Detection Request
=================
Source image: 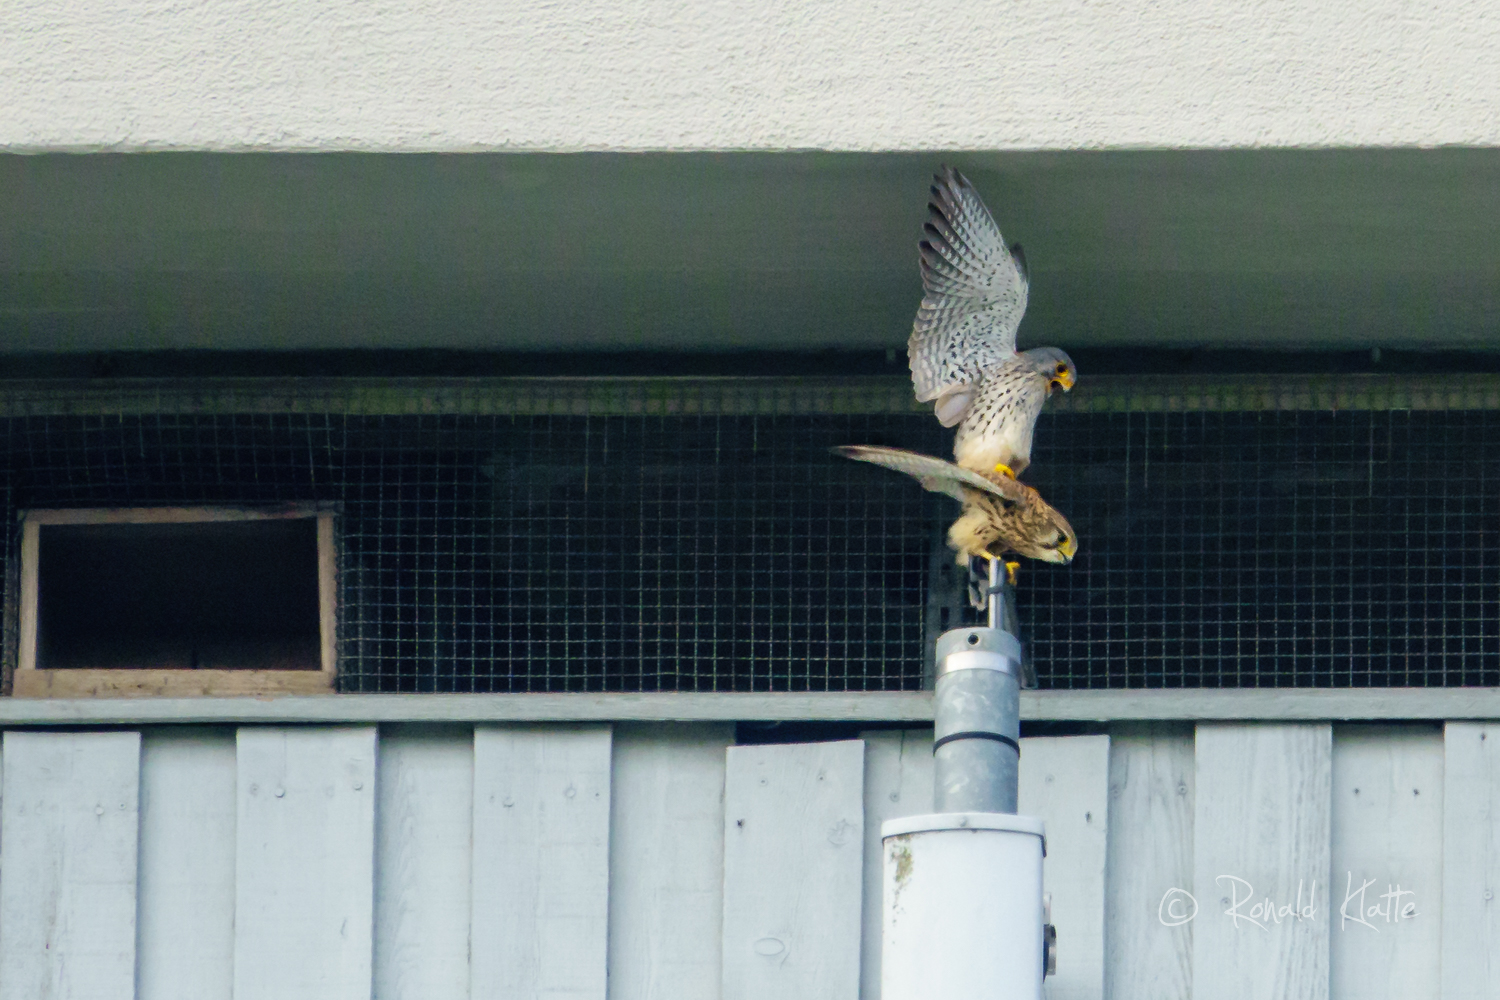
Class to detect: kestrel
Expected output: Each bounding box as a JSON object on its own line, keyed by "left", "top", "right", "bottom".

{"left": 909, "top": 166, "right": 1075, "bottom": 479}
{"left": 834, "top": 445, "right": 1077, "bottom": 565}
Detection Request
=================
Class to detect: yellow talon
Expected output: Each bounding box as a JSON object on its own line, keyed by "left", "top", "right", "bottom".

{"left": 1004, "top": 560, "right": 1020, "bottom": 586}
{"left": 993, "top": 463, "right": 1016, "bottom": 479}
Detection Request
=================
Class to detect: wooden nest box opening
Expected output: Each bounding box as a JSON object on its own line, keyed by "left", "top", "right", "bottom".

{"left": 15, "top": 507, "right": 337, "bottom": 697}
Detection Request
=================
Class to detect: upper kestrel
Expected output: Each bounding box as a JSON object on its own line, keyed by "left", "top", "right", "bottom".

{"left": 908, "top": 166, "right": 1075, "bottom": 479}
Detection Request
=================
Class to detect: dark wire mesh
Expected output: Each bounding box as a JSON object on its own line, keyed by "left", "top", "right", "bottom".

{"left": 0, "top": 404, "right": 941, "bottom": 692}
{"left": 1, "top": 377, "right": 1497, "bottom": 691}
{"left": 1, "top": 472, "right": 14, "bottom": 694}
{"left": 1023, "top": 408, "right": 1500, "bottom": 688}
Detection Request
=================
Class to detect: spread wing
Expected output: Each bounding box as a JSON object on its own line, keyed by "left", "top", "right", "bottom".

{"left": 908, "top": 166, "right": 1030, "bottom": 410}
{"left": 832, "top": 445, "right": 1026, "bottom": 505}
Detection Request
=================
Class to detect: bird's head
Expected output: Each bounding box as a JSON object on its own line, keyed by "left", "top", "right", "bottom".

{"left": 1035, "top": 518, "right": 1078, "bottom": 564}
{"left": 990, "top": 494, "right": 1077, "bottom": 565}
{"left": 1020, "top": 347, "right": 1076, "bottom": 395}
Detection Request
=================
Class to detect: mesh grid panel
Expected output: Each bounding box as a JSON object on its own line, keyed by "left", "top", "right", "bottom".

{"left": 1, "top": 404, "right": 941, "bottom": 691}
{"left": 1024, "top": 408, "right": 1500, "bottom": 688}
{"left": 2, "top": 376, "right": 1497, "bottom": 691}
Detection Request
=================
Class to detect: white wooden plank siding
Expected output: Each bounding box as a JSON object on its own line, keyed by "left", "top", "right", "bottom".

{"left": 471, "top": 725, "right": 613, "bottom": 1000}
{"left": 609, "top": 723, "right": 735, "bottom": 1000}
{"left": 1103, "top": 723, "right": 1194, "bottom": 1000}
{"left": 5, "top": 717, "right": 1500, "bottom": 998}
{"left": 1441, "top": 722, "right": 1500, "bottom": 1000}
{"left": 374, "top": 725, "right": 474, "bottom": 1000}
{"left": 234, "top": 725, "right": 378, "bottom": 1000}
{"left": 859, "top": 729, "right": 936, "bottom": 1000}
{"left": 1329, "top": 724, "right": 1443, "bottom": 1000}
{"left": 0, "top": 730, "right": 141, "bottom": 1000}
{"left": 137, "top": 727, "right": 237, "bottom": 1000}
{"left": 1192, "top": 723, "right": 1332, "bottom": 1000}
{"left": 721, "top": 740, "right": 865, "bottom": 1000}
{"left": 1019, "top": 734, "right": 1111, "bottom": 1000}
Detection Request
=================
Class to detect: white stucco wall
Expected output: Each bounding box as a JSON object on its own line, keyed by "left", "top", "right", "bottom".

{"left": 2, "top": 0, "right": 1498, "bottom": 152}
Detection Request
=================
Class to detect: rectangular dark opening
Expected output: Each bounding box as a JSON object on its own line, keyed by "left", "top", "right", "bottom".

{"left": 36, "top": 518, "right": 322, "bottom": 671}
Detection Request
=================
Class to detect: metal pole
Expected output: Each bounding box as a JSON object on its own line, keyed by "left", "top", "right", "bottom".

{"left": 882, "top": 558, "right": 1050, "bottom": 998}
{"left": 932, "top": 558, "right": 1022, "bottom": 814}
{"left": 988, "top": 555, "right": 1002, "bottom": 630}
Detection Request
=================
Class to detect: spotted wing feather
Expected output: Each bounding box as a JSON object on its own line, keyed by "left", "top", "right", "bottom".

{"left": 908, "top": 166, "right": 1030, "bottom": 406}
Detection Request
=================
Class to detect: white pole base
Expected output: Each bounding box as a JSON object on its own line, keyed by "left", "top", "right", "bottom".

{"left": 881, "top": 812, "right": 1046, "bottom": 1000}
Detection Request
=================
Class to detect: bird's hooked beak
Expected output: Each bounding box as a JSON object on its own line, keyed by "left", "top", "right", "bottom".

{"left": 1057, "top": 533, "right": 1077, "bottom": 561}
{"left": 1049, "top": 366, "right": 1075, "bottom": 393}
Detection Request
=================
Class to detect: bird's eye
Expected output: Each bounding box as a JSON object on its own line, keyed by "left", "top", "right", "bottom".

{"left": 1057, "top": 364, "right": 1069, "bottom": 374}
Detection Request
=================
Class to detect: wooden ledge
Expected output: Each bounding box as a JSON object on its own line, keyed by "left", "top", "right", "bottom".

{"left": 0, "top": 688, "right": 1496, "bottom": 726}
{"left": 12, "top": 669, "right": 335, "bottom": 699}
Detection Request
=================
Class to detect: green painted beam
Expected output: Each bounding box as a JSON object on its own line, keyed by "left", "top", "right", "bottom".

{"left": 3, "top": 150, "right": 1498, "bottom": 354}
